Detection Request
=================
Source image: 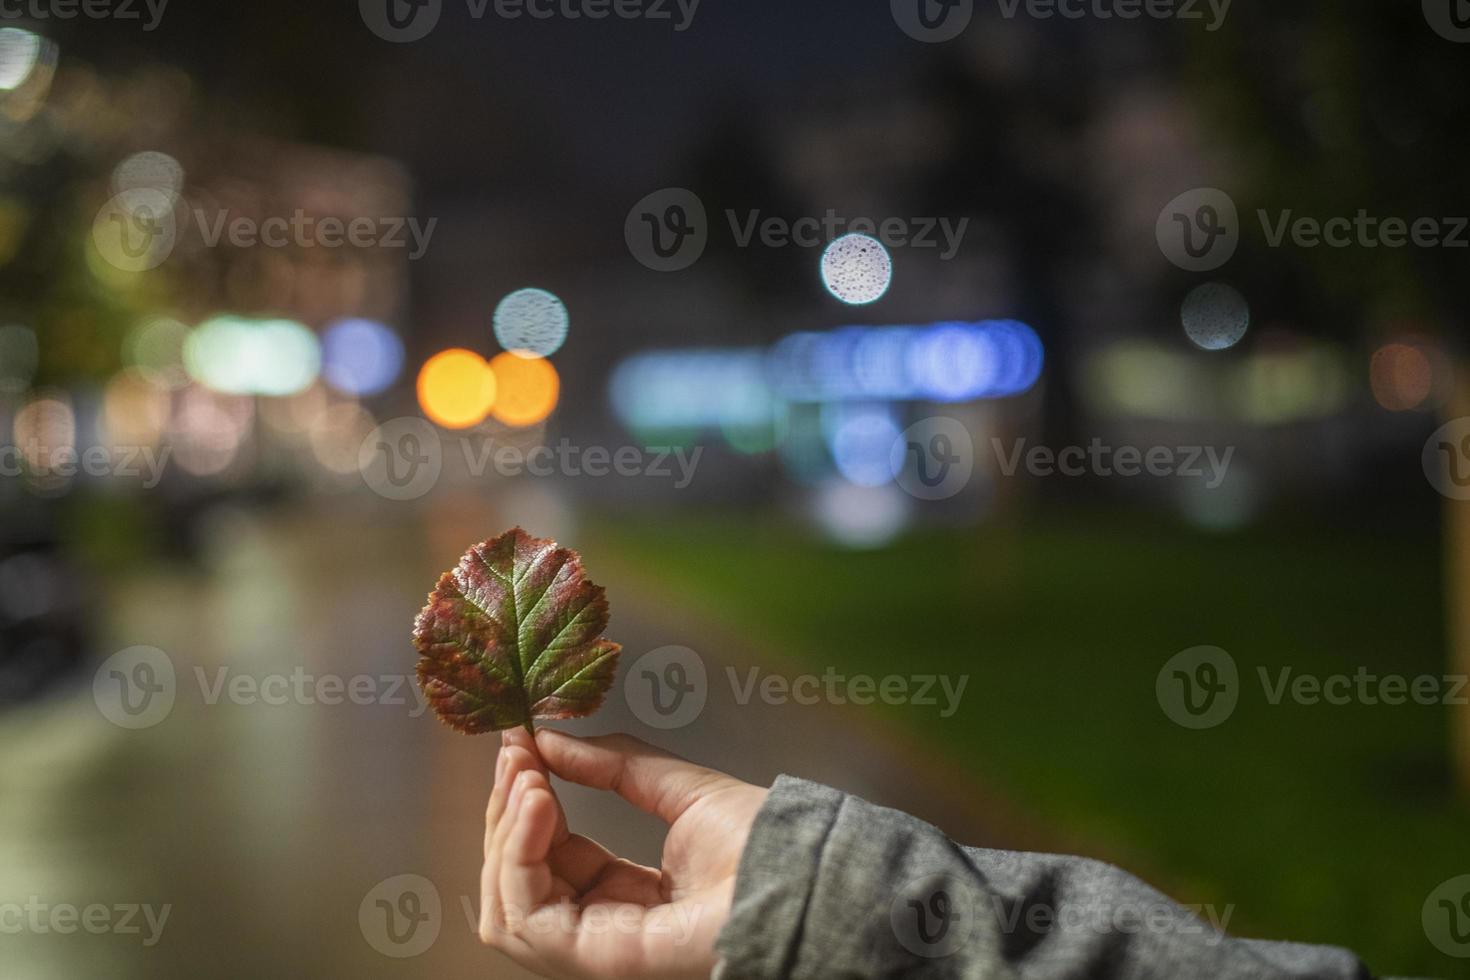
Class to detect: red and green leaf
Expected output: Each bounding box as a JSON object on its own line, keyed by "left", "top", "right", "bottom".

{"left": 413, "top": 528, "right": 622, "bottom": 734}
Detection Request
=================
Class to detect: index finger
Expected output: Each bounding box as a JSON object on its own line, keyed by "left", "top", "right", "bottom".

{"left": 502, "top": 728, "right": 569, "bottom": 842}
{"left": 534, "top": 730, "right": 729, "bottom": 826}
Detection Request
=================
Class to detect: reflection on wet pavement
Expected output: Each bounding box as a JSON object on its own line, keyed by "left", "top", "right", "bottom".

{"left": 0, "top": 495, "right": 1003, "bottom": 978}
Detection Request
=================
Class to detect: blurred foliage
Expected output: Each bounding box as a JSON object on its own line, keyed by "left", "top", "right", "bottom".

{"left": 1189, "top": 1, "right": 1470, "bottom": 343}
{"left": 594, "top": 509, "right": 1460, "bottom": 977}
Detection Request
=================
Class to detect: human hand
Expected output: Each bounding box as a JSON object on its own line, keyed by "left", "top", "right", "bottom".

{"left": 480, "top": 728, "right": 769, "bottom": 980}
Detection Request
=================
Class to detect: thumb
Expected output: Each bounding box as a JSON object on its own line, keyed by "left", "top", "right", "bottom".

{"left": 533, "top": 729, "right": 730, "bottom": 825}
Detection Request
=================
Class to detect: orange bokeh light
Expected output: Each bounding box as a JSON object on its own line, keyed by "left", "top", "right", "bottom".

{"left": 417, "top": 349, "right": 497, "bottom": 429}
{"left": 489, "top": 351, "right": 559, "bottom": 427}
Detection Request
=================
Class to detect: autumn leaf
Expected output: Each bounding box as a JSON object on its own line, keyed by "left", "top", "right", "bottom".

{"left": 413, "top": 528, "right": 622, "bottom": 734}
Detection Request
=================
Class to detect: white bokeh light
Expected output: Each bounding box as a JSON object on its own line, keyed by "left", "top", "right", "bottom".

{"left": 0, "top": 29, "right": 41, "bottom": 92}
{"left": 820, "top": 234, "right": 892, "bottom": 306}
{"left": 811, "top": 480, "right": 911, "bottom": 549}
{"left": 111, "top": 151, "right": 186, "bottom": 207}
{"left": 493, "top": 288, "right": 569, "bottom": 358}
{"left": 1182, "top": 282, "right": 1250, "bottom": 352}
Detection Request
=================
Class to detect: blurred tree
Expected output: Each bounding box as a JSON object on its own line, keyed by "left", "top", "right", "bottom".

{"left": 1191, "top": 0, "right": 1470, "bottom": 793}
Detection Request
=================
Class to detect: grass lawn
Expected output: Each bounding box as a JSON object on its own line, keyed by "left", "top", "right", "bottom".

{"left": 589, "top": 508, "right": 1465, "bottom": 977}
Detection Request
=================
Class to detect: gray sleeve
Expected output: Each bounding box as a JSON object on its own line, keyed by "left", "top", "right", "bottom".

{"left": 713, "top": 776, "right": 1375, "bottom": 980}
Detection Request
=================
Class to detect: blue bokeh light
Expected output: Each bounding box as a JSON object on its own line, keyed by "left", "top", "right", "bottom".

{"left": 827, "top": 405, "right": 901, "bottom": 487}
{"left": 321, "top": 318, "right": 405, "bottom": 397}
{"left": 607, "top": 319, "right": 1044, "bottom": 436}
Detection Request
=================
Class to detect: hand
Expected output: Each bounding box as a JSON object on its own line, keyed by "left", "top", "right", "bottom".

{"left": 480, "top": 728, "right": 769, "bottom": 980}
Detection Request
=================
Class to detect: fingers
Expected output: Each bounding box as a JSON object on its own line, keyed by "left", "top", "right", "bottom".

{"left": 534, "top": 729, "right": 731, "bottom": 825}
{"left": 578, "top": 857, "right": 665, "bottom": 906}
{"left": 485, "top": 729, "right": 726, "bottom": 977}
{"left": 487, "top": 740, "right": 549, "bottom": 858}
{"left": 481, "top": 773, "right": 555, "bottom": 978}
{"left": 501, "top": 726, "right": 541, "bottom": 771}
{"left": 500, "top": 774, "right": 560, "bottom": 914}
{"left": 546, "top": 833, "right": 623, "bottom": 899}
{"left": 482, "top": 766, "right": 534, "bottom": 938}
{"left": 484, "top": 733, "right": 558, "bottom": 949}
{"left": 502, "top": 727, "right": 570, "bottom": 839}
{"left": 481, "top": 741, "right": 716, "bottom": 980}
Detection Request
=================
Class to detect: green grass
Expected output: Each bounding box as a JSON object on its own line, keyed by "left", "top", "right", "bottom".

{"left": 589, "top": 509, "right": 1466, "bottom": 977}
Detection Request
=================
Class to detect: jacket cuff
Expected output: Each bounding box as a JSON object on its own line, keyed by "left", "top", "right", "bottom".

{"left": 713, "top": 775, "right": 845, "bottom": 979}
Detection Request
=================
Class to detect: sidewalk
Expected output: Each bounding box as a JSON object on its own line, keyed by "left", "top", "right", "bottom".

{"left": 0, "top": 497, "right": 1034, "bottom": 979}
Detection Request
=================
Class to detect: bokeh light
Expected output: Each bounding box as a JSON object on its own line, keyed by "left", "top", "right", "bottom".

{"left": 111, "top": 150, "right": 185, "bottom": 207}
{"left": 829, "top": 410, "right": 901, "bottom": 487}
{"left": 417, "top": 349, "right": 497, "bottom": 429}
{"left": 810, "top": 480, "right": 912, "bottom": 549}
{"left": 185, "top": 316, "right": 321, "bottom": 397}
{"left": 184, "top": 316, "right": 253, "bottom": 395}
{"left": 0, "top": 27, "right": 55, "bottom": 124}
{"left": 908, "top": 322, "right": 1001, "bottom": 403}
{"left": 493, "top": 288, "right": 569, "bottom": 359}
{"left": 13, "top": 391, "right": 75, "bottom": 492}
{"left": 0, "top": 29, "right": 41, "bottom": 92}
{"left": 1231, "top": 342, "right": 1348, "bottom": 425}
{"left": 101, "top": 369, "right": 170, "bottom": 449}
{"left": 611, "top": 349, "right": 772, "bottom": 431}
{"left": 1369, "top": 342, "right": 1434, "bottom": 412}
{"left": 851, "top": 327, "right": 915, "bottom": 399}
{"left": 488, "top": 351, "right": 560, "bottom": 427}
{"left": 321, "top": 318, "right": 404, "bottom": 397}
{"left": 722, "top": 411, "right": 786, "bottom": 455}
{"left": 820, "top": 234, "right": 892, "bottom": 305}
{"left": 986, "top": 320, "right": 1046, "bottom": 398}
{"left": 170, "top": 387, "right": 252, "bottom": 477}
{"left": 779, "top": 320, "right": 1040, "bottom": 403}
{"left": 1182, "top": 282, "right": 1250, "bottom": 351}
{"left": 309, "top": 402, "right": 377, "bottom": 475}
{"left": 86, "top": 187, "right": 178, "bottom": 281}
{"left": 255, "top": 320, "right": 320, "bottom": 397}
{"left": 125, "top": 317, "right": 190, "bottom": 390}
{"left": 610, "top": 320, "right": 1041, "bottom": 440}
